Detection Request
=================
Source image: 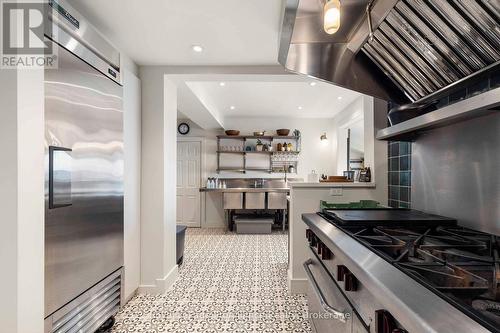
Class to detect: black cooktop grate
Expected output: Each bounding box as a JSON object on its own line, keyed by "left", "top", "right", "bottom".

{"left": 319, "top": 212, "right": 500, "bottom": 333}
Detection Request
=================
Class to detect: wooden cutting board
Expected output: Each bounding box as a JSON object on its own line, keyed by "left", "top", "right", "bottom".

{"left": 320, "top": 176, "right": 351, "bottom": 182}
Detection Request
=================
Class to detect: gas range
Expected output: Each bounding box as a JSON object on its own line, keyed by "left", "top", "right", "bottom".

{"left": 320, "top": 208, "right": 500, "bottom": 333}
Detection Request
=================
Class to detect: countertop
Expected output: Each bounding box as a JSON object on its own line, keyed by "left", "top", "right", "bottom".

{"left": 200, "top": 182, "right": 376, "bottom": 192}
{"left": 199, "top": 187, "right": 290, "bottom": 193}
{"left": 288, "top": 181, "right": 376, "bottom": 188}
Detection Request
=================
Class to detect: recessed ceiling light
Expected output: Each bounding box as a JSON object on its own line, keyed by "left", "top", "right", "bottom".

{"left": 192, "top": 45, "right": 203, "bottom": 53}
{"left": 298, "top": 106, "right": 303, "bottom": 110}
{"left": 310, "top": 82, "right": 317, "bottom": 86}
{"left": 219, "top": 82, "right": 226, "bottom": 87}
{"left": 337, "top": 96, "right": 343, "bottom": 100}
{"left": 230, "top": 106, "right": 235, "bottom": 110}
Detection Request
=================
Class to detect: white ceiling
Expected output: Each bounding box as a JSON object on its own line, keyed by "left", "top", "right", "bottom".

{"left": 183, "top": 75, "right": 362, "bottom": 120}
{"left": 67, "top": 0, "right": 283, "bottom": 66}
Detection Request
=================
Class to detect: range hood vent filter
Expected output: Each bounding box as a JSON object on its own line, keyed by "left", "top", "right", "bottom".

{"left": 361, "top": 0, "right": 500, "bottom": 102}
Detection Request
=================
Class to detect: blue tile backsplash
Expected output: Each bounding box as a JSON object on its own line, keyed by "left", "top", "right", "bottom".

{"left": 388, "top": 141, "right": 411, "bottom": 208}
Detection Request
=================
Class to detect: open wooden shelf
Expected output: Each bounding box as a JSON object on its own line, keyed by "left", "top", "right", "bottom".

{"left": 217, "top": 134, "right": 302, "bottom": 174}
{"left": 216, "top": 167, "right": 272, "bottom": 173}
{"left": 242, "top": 167, "right": 272, "bottom": 173}
{"left": 217, "top": 168, "right": 246, "bottom": 173}
{"left": 217, "top": 135, "right": 300, "bottom": 140}
{"left": 246, "top": 151, "right": 272, "bottom": 154}
{"left": 217, "top": 150, "right": 300, "bottom": 154}
{"left": 217, "top": 151, "right": 245, "bottom": 154}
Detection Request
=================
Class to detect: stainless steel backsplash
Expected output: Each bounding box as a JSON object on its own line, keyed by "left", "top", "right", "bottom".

{"left": 412, "top": 112, "right": 500, "bottom": 235}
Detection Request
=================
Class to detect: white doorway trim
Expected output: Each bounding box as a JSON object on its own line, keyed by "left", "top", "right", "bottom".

{"left": 177, "top": 136, "right": 206, "bottom": 227}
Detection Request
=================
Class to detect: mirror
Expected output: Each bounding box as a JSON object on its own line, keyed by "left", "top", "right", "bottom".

{"left": 337, "top": 116, "right": 364, "bottom": 180}
{"left": 348, "top": 118, "right": 365, "bottom": 172}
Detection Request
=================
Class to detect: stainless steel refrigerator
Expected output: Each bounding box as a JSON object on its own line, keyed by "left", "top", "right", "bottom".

{"left": 44, "top": 1, "right": 124, "bottom": 332}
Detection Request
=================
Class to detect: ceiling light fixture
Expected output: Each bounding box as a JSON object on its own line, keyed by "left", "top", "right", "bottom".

{"left": 298, "top": 106, "right": 303, "bottom": 110}
{"left": 219, "top": 82, "right": 226, "bottom": 87}
{"left": 320, "top": 133, "right": 328, "bottom": 141}
{"left": 310, "top": 82, "right": 317, "bottom": 86}
{"left": 323, "top": 0, "right": 341, "bottom": 35}
{"left": 192, "top": 45, "right": 203, "bottom": 53}
{"left": 338, "top": 96, "right": 343, "bottom": 100}
{"left": 230, "top": 106, "right": 235, "bottom": 110}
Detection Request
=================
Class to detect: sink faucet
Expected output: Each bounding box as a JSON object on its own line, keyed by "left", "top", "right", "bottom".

{"left": 254, "top": 178, "right": 264, "bottom": 188}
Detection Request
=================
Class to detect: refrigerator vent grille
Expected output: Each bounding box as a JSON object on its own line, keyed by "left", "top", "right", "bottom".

{"left": 51, "top": 277, "right": 121, "bottom": 333}
{"left": 361, "top": 0, "right": 500, "bottom": 102}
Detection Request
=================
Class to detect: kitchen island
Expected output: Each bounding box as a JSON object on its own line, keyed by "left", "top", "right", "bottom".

{"left": 287, "top": 181, "right": 387, "bottom": 294}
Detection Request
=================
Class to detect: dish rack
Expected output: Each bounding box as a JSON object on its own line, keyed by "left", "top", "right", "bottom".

{"left": 271, "top": 151, "right": 299, "bottom": 173}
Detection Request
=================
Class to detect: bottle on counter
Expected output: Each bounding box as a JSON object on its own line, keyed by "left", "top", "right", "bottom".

{"left": 365, "top": 167, "right": 371, "bottom": 182}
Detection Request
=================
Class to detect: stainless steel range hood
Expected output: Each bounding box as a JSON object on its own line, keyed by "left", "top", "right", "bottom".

{"left": 279, "top": 0, "right": 500, "bottom": 104}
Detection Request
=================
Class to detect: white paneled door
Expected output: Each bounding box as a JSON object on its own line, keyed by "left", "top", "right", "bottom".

{"left": 177, "top": 140, "right": 201, "bottom": 227}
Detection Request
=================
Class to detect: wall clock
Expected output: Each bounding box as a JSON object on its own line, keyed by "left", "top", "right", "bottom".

{"left": 178, "top": 122, "right": 190, "bottom": 135}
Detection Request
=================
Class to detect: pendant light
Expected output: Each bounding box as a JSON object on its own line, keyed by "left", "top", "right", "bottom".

{"left": 323, "top": 0, "right": 341, "bottom": 35}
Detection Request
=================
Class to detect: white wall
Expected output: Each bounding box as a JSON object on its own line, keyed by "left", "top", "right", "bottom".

{"left": 139, "top": 68, "right": 178, "bottom": 293}
{"left": 0, "top": 68, "right": 45, "bottom": 333}
{"left": 123, "top": 70, "right": 142, "bottom": 300}
{"left": 222, "top": 117, "right": 336, "bottom": 179}
{"left": 177, "top": 117, "right": 336, "bottom": 227}
{"left": 179, "top": 116, "right": 336, "bottom": 180}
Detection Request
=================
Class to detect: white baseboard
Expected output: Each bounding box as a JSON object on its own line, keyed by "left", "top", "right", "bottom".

{"left": 138, "top": 265, "right": 179, "bottom": 294}
{"left": 123, "top": 287, "right": 138, "bottom": 305}
{"left": 288, "top": 269, "right": 308, "bottom": 295}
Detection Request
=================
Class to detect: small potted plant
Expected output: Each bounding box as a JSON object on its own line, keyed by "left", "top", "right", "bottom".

{"left": 256, "top": 139, "right": 264, "bottom": 151}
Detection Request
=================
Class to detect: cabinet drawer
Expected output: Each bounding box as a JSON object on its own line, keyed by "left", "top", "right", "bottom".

{"left": 245, "top": 192, "right": 265, "bottom": 209}
{"left": 267, "top": 192, "right": 287, "bottom": 209}
{"left": 223, "top": 193, "right": 243, "bottom": 209}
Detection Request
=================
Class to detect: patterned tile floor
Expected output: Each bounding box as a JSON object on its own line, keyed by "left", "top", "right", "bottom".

{"left": 112, "top": 228, "right": 312, "bottom": 333}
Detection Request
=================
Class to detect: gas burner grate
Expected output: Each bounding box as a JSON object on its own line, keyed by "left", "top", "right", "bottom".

{"left": 339, "top": 223, "right": 500, "bottom": 331}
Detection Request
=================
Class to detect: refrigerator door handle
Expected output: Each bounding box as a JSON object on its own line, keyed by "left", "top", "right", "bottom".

{"left": 49, "top": 146, "right": 73, "bottom": 209}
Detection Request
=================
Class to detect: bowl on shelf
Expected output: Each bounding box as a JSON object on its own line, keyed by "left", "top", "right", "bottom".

{"left": 225, "top": 130, "right": 240, "bottom": 136}
{"left": 253, "top": 131, "right": 265, "bottom": 136}
{"left": 276, "top": 129, "right": 290, "bottom": 136}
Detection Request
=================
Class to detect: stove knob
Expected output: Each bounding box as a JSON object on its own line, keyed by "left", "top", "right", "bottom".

{"left": 306, "top": 229, "right": 312, "bottom": 242}
{"left": 344, "top": 272, "right": 358, "bottom": 292}
{"left": 317, "top": 240, "right": 323, "bottom": 255}
{"left": 337, "top": 265, "right": 348, "bottom": 281}
{"left": 311, "top": 235, "right": 318, "bottom": 247}
{"left": 321, "top": 245, "right": 333, "bottom": 260}
{"left": 375, "top": 310, "right": 398, "bottom": 333}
